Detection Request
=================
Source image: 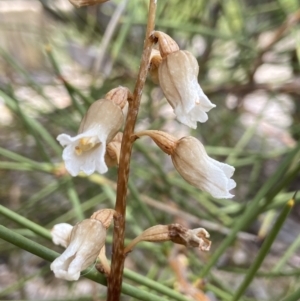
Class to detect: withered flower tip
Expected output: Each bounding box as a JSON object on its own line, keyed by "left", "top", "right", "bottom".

{"left": 124, "top": 224, "right": 211, "bottom": 254}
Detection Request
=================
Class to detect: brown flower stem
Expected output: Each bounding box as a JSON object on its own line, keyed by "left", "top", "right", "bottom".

{"left": 106, "top": 1, "right": 157, "bottom": 301}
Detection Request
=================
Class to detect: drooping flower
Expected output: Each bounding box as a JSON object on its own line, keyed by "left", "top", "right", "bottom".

{"left": 50, "top": 209, "right": 115, "bottom": 281}
{"left": 172, "top": 136, "right": 236, "bottom": 198}
{"left": 50, "top": 219, "right": 106, "bottom": 281}
{"left": 134, "top": 130, "right": 236, "bottom": 199}
{"left": 57, "top": 87, "right": 130, "bottom": 176}
{"left": 150, "top": 31, "right": 216, "bottom": 129}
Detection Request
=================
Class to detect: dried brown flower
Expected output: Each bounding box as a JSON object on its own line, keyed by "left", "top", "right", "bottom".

{"left": 124, "top": 224, "right": 211, "bottom": 254}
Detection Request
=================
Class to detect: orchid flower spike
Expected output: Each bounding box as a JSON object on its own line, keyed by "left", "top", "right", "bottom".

{"left": 150, "top": 31, "right": 215, "bottom": 129}
{"left": 57, "top": 87, "right": 130, "bottom": 176}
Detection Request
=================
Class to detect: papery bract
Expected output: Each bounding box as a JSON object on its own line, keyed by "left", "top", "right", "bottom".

{"left": 57, "top": 99, "right": 124, "bottom": 176}
{"left": 172, "top": 136, "right": 236, "bottom": 198}
{"left": 104, "top": 132, "right": 123, "bottom": 167}
{"left": 50, "top": 219, "right": 106, "bottom": 281}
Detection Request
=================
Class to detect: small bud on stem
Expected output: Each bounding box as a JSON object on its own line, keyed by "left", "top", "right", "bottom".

{"left": 105, "top": 86, "right": 133, "bottom": 109}
{"left": 91, "top": 209, "right": 116, "bottom": 229}
{"left": 150, "top": 31, "right": 180, "bottom": 58}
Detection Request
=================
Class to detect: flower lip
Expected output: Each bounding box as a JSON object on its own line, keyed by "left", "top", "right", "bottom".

{"left": 57, "top": 99, "right": 124, "bottom": 176}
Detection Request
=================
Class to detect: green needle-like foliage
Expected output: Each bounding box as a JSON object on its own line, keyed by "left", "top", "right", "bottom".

{"left": 0, "top": 0, "right": 300, "bottom": 300}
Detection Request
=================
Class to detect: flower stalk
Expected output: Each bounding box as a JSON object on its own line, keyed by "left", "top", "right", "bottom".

{"left": 107, "top": 1, "right": 157, "bottom": 300}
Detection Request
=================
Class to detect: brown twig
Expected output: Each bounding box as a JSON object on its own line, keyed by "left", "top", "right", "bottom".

{"left": 106, "top": 1, "right": 157, "bottom": 300}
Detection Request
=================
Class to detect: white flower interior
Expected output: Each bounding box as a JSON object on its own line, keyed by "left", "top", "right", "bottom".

{"left": 57, "top": 127, "right": 108, "bottom": 176}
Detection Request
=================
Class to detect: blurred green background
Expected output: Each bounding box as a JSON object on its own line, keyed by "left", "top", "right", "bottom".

{"left": 0, "top": 0, "right": 300, "bottom": 300}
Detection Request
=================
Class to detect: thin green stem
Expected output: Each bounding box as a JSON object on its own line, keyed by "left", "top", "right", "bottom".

{"left": 232, "top": 198, "right": 294, "bottom": 301}
{"left": 281, "top": 288, "right": 300, "bottom": 301}
{"left": 199, "top": 141, "right": 300, "bottom": 277}
{"left": 0, "top": 205, "right": 51, "bottom": 240}
{"left": 0, "top": 226, "right": 175, "bottom": 301}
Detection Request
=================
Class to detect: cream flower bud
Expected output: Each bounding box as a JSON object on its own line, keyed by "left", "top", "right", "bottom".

{"left": 152, "top": 31, "right": 216, "bottom": 129}
{"left": 51, "top": 223, "right": 73, "bottom": 248}
{"left": 69, "top": 0, "right": 108, "bottom": 8}
{"left": 57, "top": 99, "right": 124, "bottom": 176}
{"left": 172, "top": 136, "right": 236, "bottom": 199}
{"left": 50, "top": 219, "right": 106, "bottom": 281}
{"left": 149, "top": 49, "right": 162, "bottom": 84}
{"left": 124, "top": 224, "right": 211, "bottom": 254}
{"left": 104, "top": 132, "right": 123, "bottom": 167}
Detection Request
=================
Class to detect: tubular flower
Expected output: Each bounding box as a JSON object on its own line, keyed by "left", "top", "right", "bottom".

{"left": 57, "top": 98, "right": 124, "bottom": 176}
{"left": 134, "top": 130, "right": 236, "bottom": 199}
{"left": 151, "top": 31, "right": 215, "bottom": 129}
{"left": 50, "top": 219, "right": 106, "bottom": 281}
{"left": 172, "top": 136, "right": 236, "bottom": 199}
